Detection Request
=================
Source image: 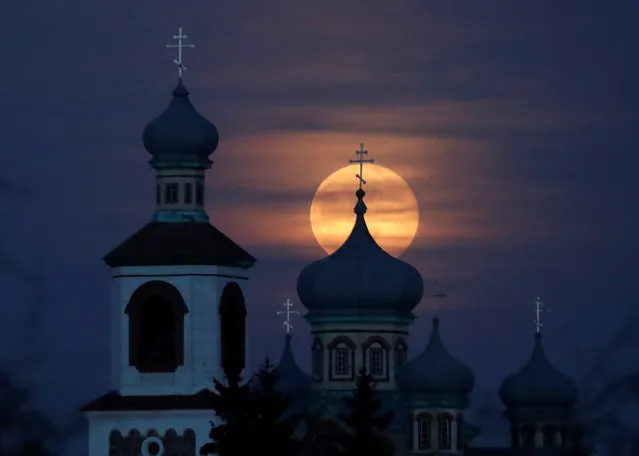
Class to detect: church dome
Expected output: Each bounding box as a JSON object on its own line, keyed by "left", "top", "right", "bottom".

{"left": 273, "top": 334, "right": 312, "bottom": 398}
{"left": 296, "top": 189, "right": 424, "bottom": 318}
{"left": 499, "top": 332, "right": 577, "bottom": 410}
{"left": 399, "top": 318, "right": 475, "bottom": 397}
{"left": 143, "top": 79, "right": 219, "bottom": 167}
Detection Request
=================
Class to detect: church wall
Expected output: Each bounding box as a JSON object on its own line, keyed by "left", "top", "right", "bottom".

{"left": 86, "top": 409, "right": 212, "bottom": 456}
{"left": 110, "top": 265, "right": 250, "bottom": 396}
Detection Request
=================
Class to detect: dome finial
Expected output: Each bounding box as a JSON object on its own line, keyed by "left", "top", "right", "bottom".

{"left": 349, "top": 143, "right": 375, "bottom": 190}
{"left": 276, "top": 298, "right": 300, "bottom": 335}
{"left": 166, "top": 27, "right": 195, "bottom": 80}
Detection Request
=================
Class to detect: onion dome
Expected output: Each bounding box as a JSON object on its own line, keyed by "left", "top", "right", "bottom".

{"left": 399, "top": 318, "right": 475, "bottom": 399}
{"left": 273, "top": 334, "right": 312, "bottom": 398}
{"left": 297, "top": 189, "right": 424, "bottom": 318}
{"left": 142, "top": 79, "right": 219, "bottom": 167}
{"left": 499, "top": 332, "right": 577, "bottom": 410}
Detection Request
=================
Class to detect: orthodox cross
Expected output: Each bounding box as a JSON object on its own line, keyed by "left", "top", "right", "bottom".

{"left": 166, "top": 27, "right": 195, "bottom": 79}
{"left": 276, "top": 298, "right": 300, "bottom": 334}
{"left": 534, "top": 296, "right": 544, "bottom": 333}
{"left": 349, "top": 143, "right": 375, "bottom": 190}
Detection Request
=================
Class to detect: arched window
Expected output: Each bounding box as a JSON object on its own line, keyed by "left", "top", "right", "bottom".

{"left": 438, "top": 414, "right": 452, "bottom": 450}
{"left": 543, "top": 425, "right": 556, "bottom": 448}
{"left": 417, "top": 413, "right": 432, "bottom": 450}
{"left": 362, "top": 336, "right": 390, "bottom": 379}
{"left": 456, "top": 413, "right": 464, "bottom": 450}
{"left": 522, "top": 424, "right": 536, "bottom": 449}
{"left": 394, "top": 338, "right": 407, "bottom": 380}
{"left": 219, "top": 282, "right": 247, "bottom": 382}
{"left": 126, "top": 281, "right": 188, "bottom": 373}
{"left": 328, "top": 337, "right": 355, "bottom": 379}
{"left": 312, "top": 338, "right": 324, "bottom": 381}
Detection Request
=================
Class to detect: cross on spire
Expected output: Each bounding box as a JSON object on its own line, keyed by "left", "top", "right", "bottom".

{"left": 166, "top": 27, "right": 195, "bottom": 79}
{"left": 534, "top": 296, "right": 544, "bottom": 333}
{"left": 349, "top": 143, "right": 375, "bottom": 190}
{"left": 276, "top": 298, "right": 300, "bottom": 335}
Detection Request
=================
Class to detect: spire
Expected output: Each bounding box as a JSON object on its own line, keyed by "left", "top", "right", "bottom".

{"left": 142, "top": 27, "right": 218, "bottom": 223}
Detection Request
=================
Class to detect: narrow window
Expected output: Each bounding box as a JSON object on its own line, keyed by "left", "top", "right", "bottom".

{"left": 439, "top": 415, "right": 452, "bottom": 450}
{"left": 312, "top": 341, "right": 323, "bottom": 380}
{"left": 418, "top": 416, "right": 432, "bottom": 450}
{"left": 395, "top": 343, "right": 407, "bottom": 379}
{"left": 195, "top": 182, "right": 204, "bottom": 205}
{"left": 184, "top": 183, "right": 193, "bottom": 204}
{"left": 219, "top": 282, "right": 247, "bottom": 383}
{"left": 456, "top": 414, "right": 464, "bottom": 450}
{"left": 369, "top": 346, "right": 383, "bottom": 376}
{"left": 165, "top": 183, "right": 179, "bottom": 204}
{"left": 522, "top": 425, "right": 536, "bottom": 449}
{"left": 334, "top": 347, "right": 349, "bottom": 375}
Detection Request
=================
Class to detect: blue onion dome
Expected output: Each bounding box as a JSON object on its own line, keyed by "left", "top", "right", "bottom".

{"left": 399, "top": 318, "right": 475, "bottom": 398}
{"left": 499, "top": 332, "right": 577, "bottom": 410}
{"left": 142, "top": 79, "right": 219, "bottom": 167}
{"left": 297, "top": 189, "right": 424, "bottom": 318}
{"left": 273, "top": 334, "right": 312, "bottom": 398}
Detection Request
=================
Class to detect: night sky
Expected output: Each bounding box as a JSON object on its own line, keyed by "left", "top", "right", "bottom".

{"left": 1, "top": 0, "right": 638, "bottom": 452}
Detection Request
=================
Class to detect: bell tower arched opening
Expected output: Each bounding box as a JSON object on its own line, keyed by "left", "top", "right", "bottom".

{"left": 125, "top": 280, "right": 188, "bottom": 373}
{"left": 219, "top": 282, "right": 247, "bottom": 383}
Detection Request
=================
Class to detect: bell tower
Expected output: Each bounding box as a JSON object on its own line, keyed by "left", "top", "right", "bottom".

{"left": 81, "top": 28, "right": 256, "bottom": 456}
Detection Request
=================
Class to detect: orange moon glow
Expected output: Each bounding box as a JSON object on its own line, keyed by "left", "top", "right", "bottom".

{"left": 310, "top": 164, "right": 420, "bottom": 257}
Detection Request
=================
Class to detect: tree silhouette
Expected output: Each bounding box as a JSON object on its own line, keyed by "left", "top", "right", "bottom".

{"left": 200, "top": 358, "right": 301, "bottom": 456}
{"left": 338, "top": 369, "right": 395, "bottom": 456}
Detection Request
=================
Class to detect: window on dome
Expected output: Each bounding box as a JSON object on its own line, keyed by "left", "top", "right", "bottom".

{"left": 369, "top": 346, "right": 384, "bottom": 376}
{"left": 522, "top": 425, "right": 536, "bottom": 448}
{"left": 312, "top": 338, "right": 323, "bottom": 381}
{"left": 417, "top": 414, "right": 432, "bottom": 450}
{"left": 335, "top": 347, "right": 350, "bottom": 375}
{"left": 165, "top": 183, "right": 179, "bottom": 204}
{"left": 195, "top": 182, "right": 204, "bottom": 205}
{"left": 184, "top": 183, "right": 193, "bottom": 204}
{"left": 438, "top": 415, "right": 452, "bottom": 450}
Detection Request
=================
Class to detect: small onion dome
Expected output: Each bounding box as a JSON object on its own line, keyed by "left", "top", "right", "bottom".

{"left": 499, "top": 332, "right": 577, "bottom": 409}
{"left": 273, "top": 334, "right": 312, "bottom": 398}
{"left": 399, "top": 318, "right": 475, "bottom": 397}
{"left": 297, "top": 189, "right": 424, "bottom": 318}
{"left": 142, "top": 79, "right": 219, "bottom": 167}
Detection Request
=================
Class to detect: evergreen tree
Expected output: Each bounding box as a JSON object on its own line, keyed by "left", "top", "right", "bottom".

{"left": 200, "top": 358, "right": 301, "bottom": 456}
{"left": 247, "top": 358, "right": 301, "bottom": 456}
{"left": 339, "top": 369, "right": 395, "bottom": 456}
{"left": 199, "top": 377, "right": 252, "bottom": 456}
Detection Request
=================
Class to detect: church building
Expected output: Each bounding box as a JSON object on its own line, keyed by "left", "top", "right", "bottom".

{"left": 82, "top": 29, "right": 592, "bottom": 456}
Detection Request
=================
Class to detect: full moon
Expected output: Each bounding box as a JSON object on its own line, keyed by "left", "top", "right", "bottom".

{"left": 310, "top": 164, "right": 419, "bottom": 257}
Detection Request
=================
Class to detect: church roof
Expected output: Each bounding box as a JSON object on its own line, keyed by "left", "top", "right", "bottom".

{"left": 80, "top": 389, "right": 217, "bottom": 411}
{"left": 398, "top": 317, "right": 475, "bottom": 400}
{"left": 499, "top": 332, "right": 577, "bottom": 411}
{"left": 143, "top": 79, "right": 218, "bottom": 169}
{"left": 274, "top": 334, "right": 312, "bottom": 398}
{"left": 104, "top": 222, "right": 256, "bottom": 268}
{"left": 297, "top": 189, "right": 423, "bottom": 319}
